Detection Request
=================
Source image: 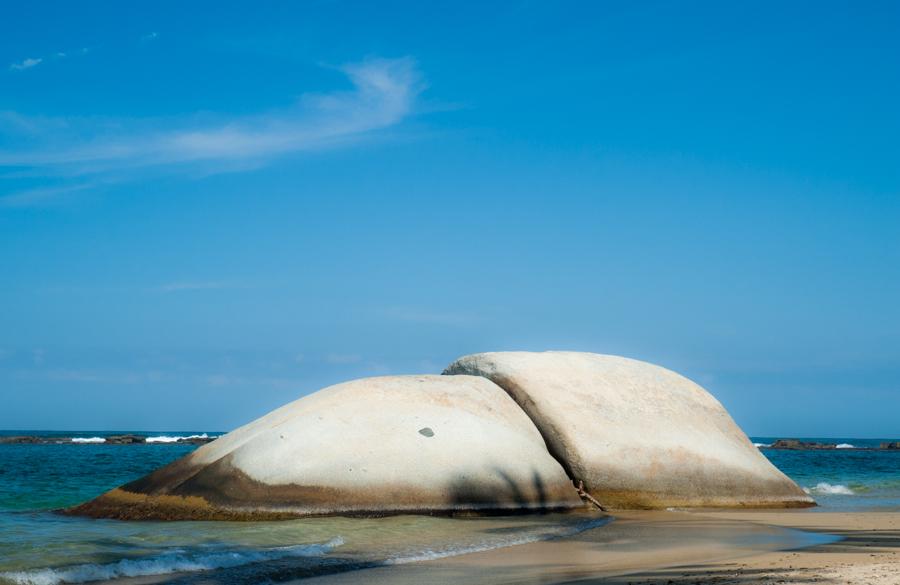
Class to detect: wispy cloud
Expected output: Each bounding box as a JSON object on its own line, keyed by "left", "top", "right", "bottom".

{"left": 9, "top": 57, "right": 43, "bottom": 71}
{"left": 7, "top": 47, "right": 87, "bottom": 72}
{"left": 0, "top": 182, "right": 96, "bottom": 208}
{"left": 0, "top": 57, "right": 424, "bottom": 196}
{"left": 141, "top": 32, "right": 159, "bottom": 42}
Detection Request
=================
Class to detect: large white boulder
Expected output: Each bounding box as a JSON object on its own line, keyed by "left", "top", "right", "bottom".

{"left": 71, "top": 375, "right": 582, "bottom": 519}
{"left": 444, "top": 351, "right": 813, "bottom": 509}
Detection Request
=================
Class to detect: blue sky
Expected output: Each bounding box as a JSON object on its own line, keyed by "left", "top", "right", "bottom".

{"left": 1, "top": 1, "right": 898, "bottom": 436}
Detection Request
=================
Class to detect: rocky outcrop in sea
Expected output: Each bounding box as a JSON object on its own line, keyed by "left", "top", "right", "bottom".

{"left": 67, "top": 351, "right": 816, "bottom": 520}
{"left": 0, "top": 434, "right": 217, "bottom": 445}
{"left": 758, "top": 440, "right": 900, "bottom": 450}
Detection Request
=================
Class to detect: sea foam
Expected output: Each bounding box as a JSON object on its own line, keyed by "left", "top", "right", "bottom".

{"left": 0, "top": 538, "right": 343, "bottom": 585}
{"left": 804, "top": 482, "right": 855, "bottom": 495}
{"left": 835, "top": 443, "right": 855, "bottom": 449}
{"left": 753, "top": 442, "right": 771, "bottom": 448}
{"left": 69, "top": 437, "right": 106, "bottom": 444}
{"left": 384, "top": 516, "right": 611, "bottom": 565}
{"left": 145, "top": 433, "right": 212, "bottom": 443}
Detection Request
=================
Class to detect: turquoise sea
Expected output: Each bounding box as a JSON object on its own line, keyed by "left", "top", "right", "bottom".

{"left": 0, "top": 431, "right": 896, "bottom": 584}
{"left": 753, "top": 437, "right": 900, "bottom": 510}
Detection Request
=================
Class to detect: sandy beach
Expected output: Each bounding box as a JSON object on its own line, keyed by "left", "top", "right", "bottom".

{"left": 617, "top": 510, "right": 900, "bottom": 585}
{"left": 296, "top": 509, "right": 900, "bottom": 585}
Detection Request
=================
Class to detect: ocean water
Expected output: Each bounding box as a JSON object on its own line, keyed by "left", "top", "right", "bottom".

{"left": 0, "top": 432, "right": 896, "bottom": 584}
{"left": 752, "top": 437, "right": 900, "bottom": 510}
{"left": 0, "top": 431, "right": 611, "bottom": 585}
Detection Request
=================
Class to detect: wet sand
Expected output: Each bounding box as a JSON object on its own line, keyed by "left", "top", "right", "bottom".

{"left": 604, "top": 510, "right": 900, "bottom": 585}
{"left": 298, "top": 510, "right": 900, "bottom": 585}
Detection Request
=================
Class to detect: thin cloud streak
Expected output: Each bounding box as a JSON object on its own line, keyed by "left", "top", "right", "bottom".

{"left": 9, "top": 58, "right": 42, "bottom": 71}
{"left": 7, "top": 48, "right": 85, "bottom": 72}
{"left": 0, "top": 57, "right": 423, "bottom": 173}
{"left": 0, "top": 182, "right": 95, "bottom": 207}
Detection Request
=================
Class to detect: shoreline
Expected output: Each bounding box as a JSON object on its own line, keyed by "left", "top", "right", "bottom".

{"left": 290, "top": 509, "right": 899, "bottom": 585}
{"left": 601, "top": 510, "right": 900, "bottom": 585}
{"left": 10, "top": 507, "right": 898, "bottom": 584}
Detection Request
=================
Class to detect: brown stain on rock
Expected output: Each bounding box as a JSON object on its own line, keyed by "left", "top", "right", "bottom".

{"left": 592, "top": 487, "right": 817, "bottom": 510}
{"left": 66, "top": 453, "right": 583, "bottom": 521}
{"left": 119, "top": 453, "right": 204, "bottom": 496}
{"left": 62, "top": 488, "right": 295, "bottom": 521}
{"left": 586, "top": 469, "right": 816, "bottom": 510}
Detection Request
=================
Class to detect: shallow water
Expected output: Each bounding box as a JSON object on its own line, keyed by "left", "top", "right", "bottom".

{"left": 0, "top": 510, "right": 612, "bottom": 584}
{"left": 0, "top": 432, "right": 614, "bottom": 584}
{"left": 0, "top": 432, "right": 895, "bottom": 584}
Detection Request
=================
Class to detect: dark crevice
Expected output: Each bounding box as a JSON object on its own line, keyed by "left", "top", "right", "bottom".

{"left": 442, "top": 365, "right": 605, "bottom": 511}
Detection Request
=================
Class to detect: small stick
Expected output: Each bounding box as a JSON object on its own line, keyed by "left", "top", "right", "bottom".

{"left": 576, "top": 480, "right": 607, "bottom": 511}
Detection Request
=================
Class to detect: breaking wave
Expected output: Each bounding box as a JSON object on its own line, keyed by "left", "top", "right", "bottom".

{"left": 69, "top": 438, "right": 105, "bottom": 444}
{"left": 0, "top": 517, "right": 611, "bottom": 585}
{"left": 753, "top": 442, "right": 771, "bottom": 448}
{"left": 803, "top": 483, "right": 855, "bottom": 495}
{"left": 385, "top": 516, "right": 611, "bottom": 565}
{"left": 835, "top": 443, "right": 855, "bottom": 449}
{"left": 0, "top": 538, "right": 343, "bottom": 585}
{"left": 145, "top": 433, "right": 213, "bottom": 443}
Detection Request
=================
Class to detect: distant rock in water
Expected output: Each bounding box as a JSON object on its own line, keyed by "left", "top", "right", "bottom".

{"left": 761, "top": 440, "right": 900, "bottom": 450}
{"left": 69, "top": 375, "right": 581, "bottom": 520}
{"left": 0, "top": 434, "right": 216, "bottom": 445}
{"left": 444, "top": 352, "right": 813, "bottom": 509}
{"left": 175, "top": 436, "right": 216, "bottom": 445}
{"left": 0, "top": 436, "right": 45, "bottom": 444}
{"left": 768, "top": 439, "right": 837, "bottom": 450}
{"left": 104, "top": 434, "right": 146, "bottom": 444}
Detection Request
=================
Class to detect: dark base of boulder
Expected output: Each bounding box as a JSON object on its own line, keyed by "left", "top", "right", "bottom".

{"left": 63, "top": 489, "right": 299, "bottom": 521}
{"left": 592, "top": 490, "right": 817, "bottom": 510}
{"left": 63, "top": 488, "right": 586, "bottom": 521}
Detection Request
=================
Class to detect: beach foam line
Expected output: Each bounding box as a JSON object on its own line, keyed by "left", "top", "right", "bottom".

{"left": 804, "top": 482, "right": 855, "bottom": 495}
{"left": 0, "top": 538, "right": 343, "bottom": 585}
{"left": 69, "top": 438, "right": 106, "bottom": 444}
{"left": 145, "top": 433, "right": 212, "bottom": 443}
{"left": 384, "top": 516, "right": 612, "bottom": 565}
